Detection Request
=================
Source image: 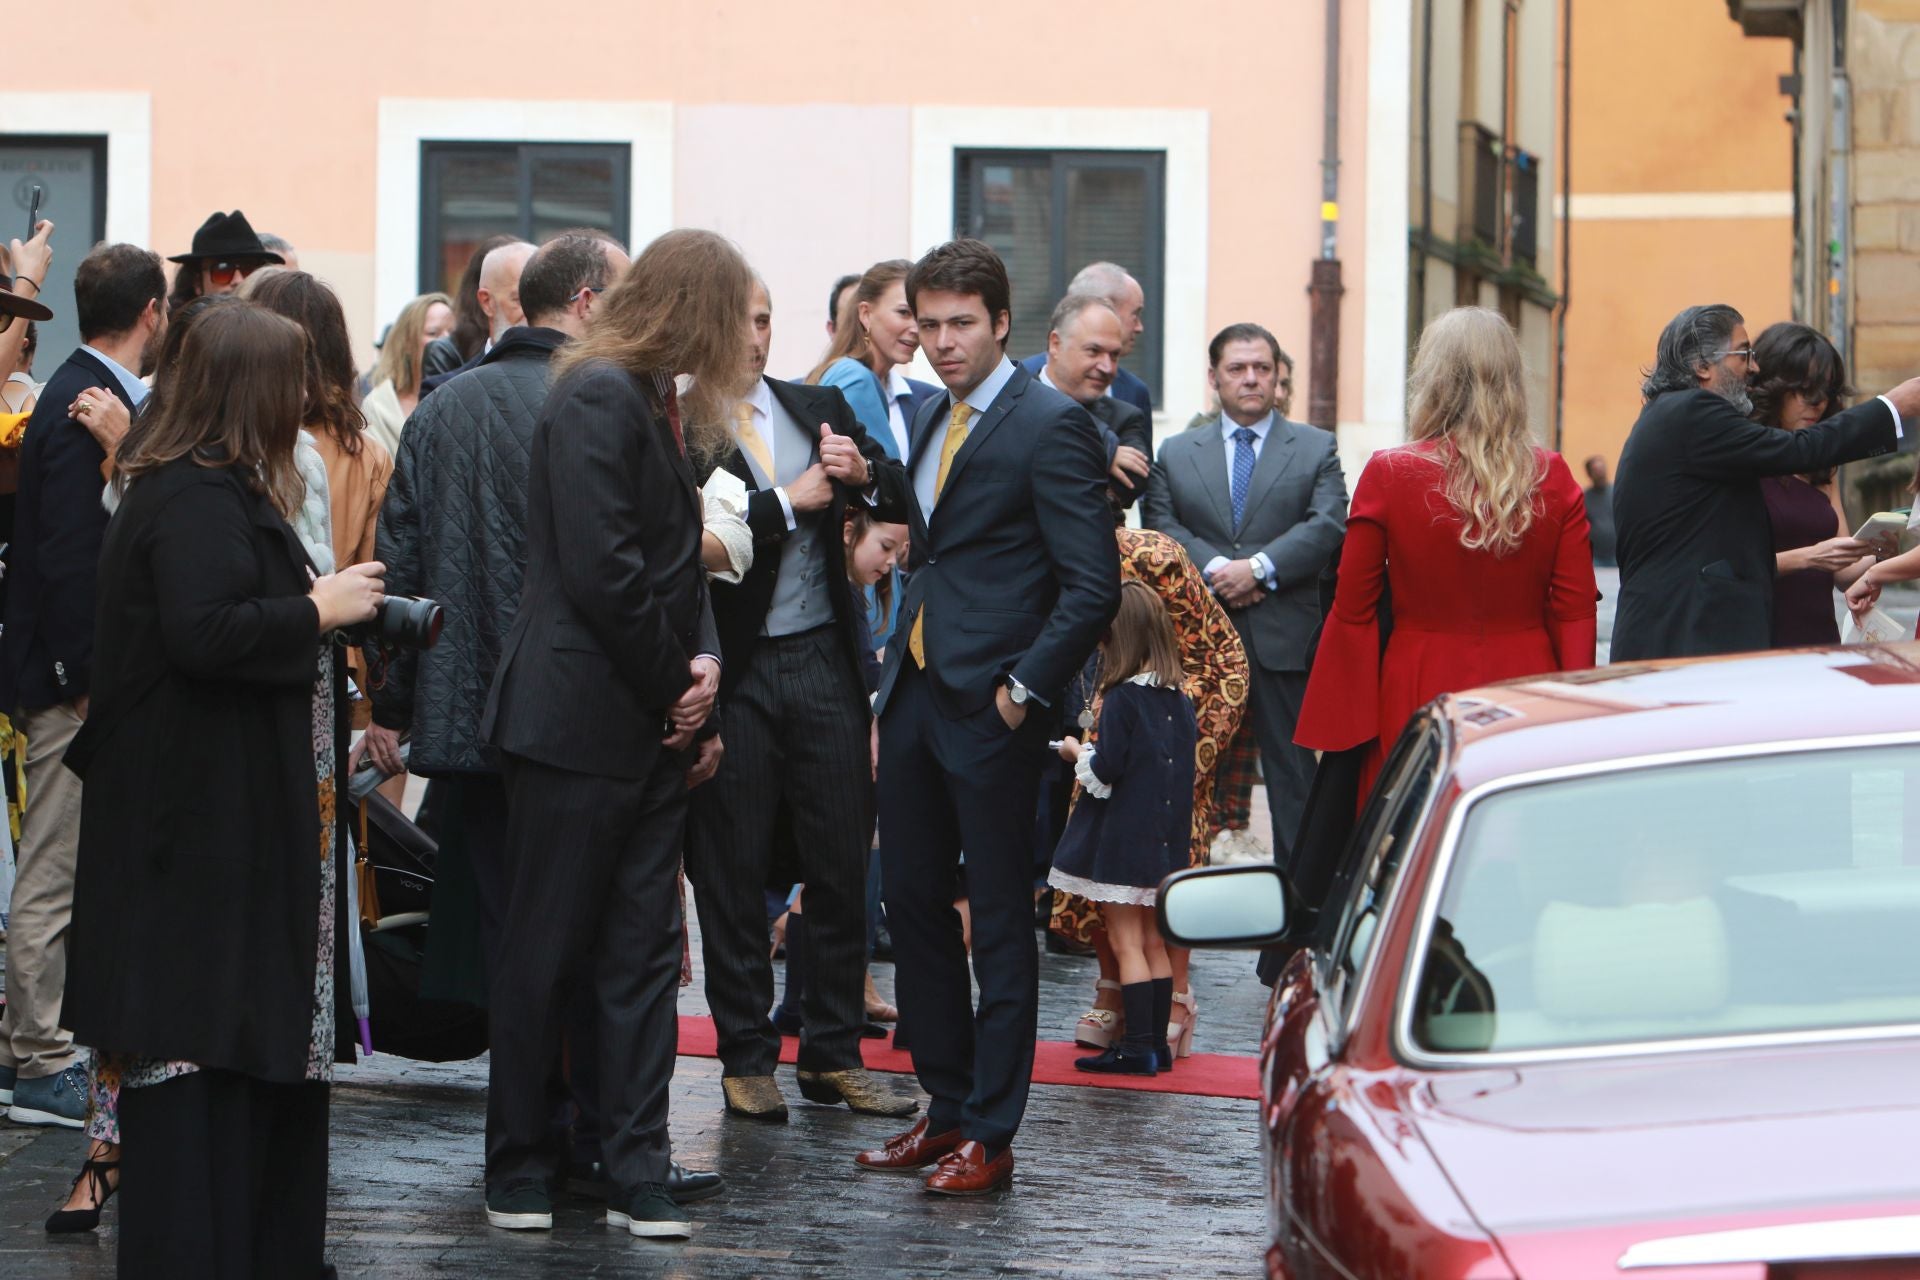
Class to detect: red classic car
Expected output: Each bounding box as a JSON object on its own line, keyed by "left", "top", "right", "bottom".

{"left": 1160, "top": 643, "right": 1920, "bottom": 1279}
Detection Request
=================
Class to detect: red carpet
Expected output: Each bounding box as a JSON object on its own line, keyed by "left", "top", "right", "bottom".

{"left": 676, "top": 1015, "right": 1259, "bottom": 1100}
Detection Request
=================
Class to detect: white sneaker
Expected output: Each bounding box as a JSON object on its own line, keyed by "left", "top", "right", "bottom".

{"left": 1209, "top": 828, "right": 1270, "bottom": 866}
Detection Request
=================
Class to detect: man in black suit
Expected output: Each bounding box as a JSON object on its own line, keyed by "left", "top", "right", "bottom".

{"left": 0, "top": 243, "right": 165, "bottom": 1128}
{"left": 478, "top": 230, "right": 739, "bottom": 1241}
{"left": 855, "top": 239, "right": 1119, "bottom": 1196}
{"left": 685, "top": 277, "right": 916, "bottom": 1122}
{"left": 1036, "top": 293, "right": 1153, "bottom": 520}
{"left": 1611, "top": 303, "right": 1920, "bottom": 660}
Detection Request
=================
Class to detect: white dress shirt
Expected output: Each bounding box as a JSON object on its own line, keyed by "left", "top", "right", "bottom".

{"left": 737, "top": 378, "right": 799, "bottom": 531}
{"left": 79, "top": 344, "right": 150, "bottom": 409}
{"left": 1205, "top": 411, "right": 1279, "bottom": 591}
{"left": 884, "top": 365, "right": 915, "bottom": 462}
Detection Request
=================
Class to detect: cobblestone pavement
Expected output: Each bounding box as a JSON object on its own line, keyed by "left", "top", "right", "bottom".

{"left": 0, "top": 905, "right": 1275, "bottom": 1279}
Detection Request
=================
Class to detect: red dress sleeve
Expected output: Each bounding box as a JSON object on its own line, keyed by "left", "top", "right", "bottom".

{"left": 1294, "top": 456, "right": 1390, "bottom": 752}
{"left": 1542, "top": 452, "right": 1599, "bottom": 670}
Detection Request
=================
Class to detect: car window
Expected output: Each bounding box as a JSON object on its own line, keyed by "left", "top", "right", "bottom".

{"left": 1324, "top": 720, "right": 1443, "bottom": 1027}
{"left": 1410, "top": 744, "right": 1920, "bottom": 1056}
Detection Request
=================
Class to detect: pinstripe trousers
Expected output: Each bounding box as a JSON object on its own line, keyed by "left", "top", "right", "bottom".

{"left": 485, "top": 751, "right": 686, "bottom": 1193}
{"left": 686, "top": 626, "right": 872, "bottom": 1075}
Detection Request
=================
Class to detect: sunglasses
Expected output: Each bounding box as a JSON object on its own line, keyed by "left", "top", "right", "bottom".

{"left": 205, "top": 259, "right": 270, "bottom": 288}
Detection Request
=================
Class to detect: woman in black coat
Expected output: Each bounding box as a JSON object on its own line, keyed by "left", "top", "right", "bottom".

{"left": 61, "top": 301, "right": 384, "bottom": 1279}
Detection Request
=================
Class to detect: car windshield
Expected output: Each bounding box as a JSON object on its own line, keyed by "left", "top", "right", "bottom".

{"left": 1410, "top": 744, "right": 1920, "bottom": 1056}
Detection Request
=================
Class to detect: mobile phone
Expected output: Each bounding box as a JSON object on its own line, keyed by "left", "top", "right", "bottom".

{"left": 25, "top": 185, "right": 40, "bottom": 239}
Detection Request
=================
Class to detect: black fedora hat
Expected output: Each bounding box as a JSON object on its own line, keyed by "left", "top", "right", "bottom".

{"left": 167, "top": 210, "right": 285, "bottom": 265}
{"left": 0, "top": 277, "right": 52, "bottom": 323}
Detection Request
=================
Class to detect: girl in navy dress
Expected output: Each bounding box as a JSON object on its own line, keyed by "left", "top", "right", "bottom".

{"left": 1048, "top": 582, "right": 1198, "bottom": 1075}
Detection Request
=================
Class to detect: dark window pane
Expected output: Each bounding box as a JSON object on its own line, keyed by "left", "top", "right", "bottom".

{"left": 954, "top": 149, "right": 1165, "bottom": 406}
{"left": 972, "top": 161, "right": 1053, "bottom": 362}
{"left": 0, "top": 137, "right": 107, "bottom": 370}
{"left": 429, "top": 148, "right": 517, "bottom": 296}
{"left": 529, "top": 155, "right": 617, "bottom": 243}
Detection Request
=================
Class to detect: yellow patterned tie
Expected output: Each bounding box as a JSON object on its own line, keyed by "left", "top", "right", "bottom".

{"left": 733, "top": 401, "right": 773, "bottom": 479}
{"left": 909, "top": 401, "right": 975, "bottom": 667}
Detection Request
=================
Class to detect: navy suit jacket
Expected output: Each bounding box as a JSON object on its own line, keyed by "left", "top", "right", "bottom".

{"left": 1019, "top": 351, "right": 1153, "bottom": 419}
{"left": 876, "top": 363, "right": 1120, "bottom": 721}
{"left": 1, "top": 348, "right": 131, "bottom": 710}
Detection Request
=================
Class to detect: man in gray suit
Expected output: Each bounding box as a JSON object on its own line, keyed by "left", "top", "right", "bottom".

{"left": 1143, "top": 323, "right": 1347, "bottom": 868}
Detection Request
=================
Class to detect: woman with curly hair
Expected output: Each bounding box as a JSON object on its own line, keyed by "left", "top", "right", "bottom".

{"left": 1295, "top": 306, "right": 1597, "bottom": 796}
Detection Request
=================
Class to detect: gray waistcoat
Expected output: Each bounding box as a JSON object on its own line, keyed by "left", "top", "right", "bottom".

{"left": 755, "top": 396, "right": 831, "bottom": 638}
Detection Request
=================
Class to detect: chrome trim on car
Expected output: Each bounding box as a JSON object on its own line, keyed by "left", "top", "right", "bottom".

{"left": 1617, "top": 1214, "right": 1920, "bottom": 1268}
{"left": 1391, "top": 732, "right": 1920, "bottom": 1070}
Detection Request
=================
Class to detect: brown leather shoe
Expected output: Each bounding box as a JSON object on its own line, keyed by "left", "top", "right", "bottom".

{"left": 853, "top": 1118, "right": 962, "bottom": 1173}
{"left": 924, "top": 1140, "right": 1014, "bottom": 1196}
{"left": 721, "top": 1075, "right": 788, "bottom": 1122}
{"left": 796, "top": 1068, "right": 920, "bottom": 1117}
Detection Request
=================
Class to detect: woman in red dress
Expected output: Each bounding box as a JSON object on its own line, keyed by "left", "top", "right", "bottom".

{"left": 1295, "top": 307, "right": 1598, "bottom": 795}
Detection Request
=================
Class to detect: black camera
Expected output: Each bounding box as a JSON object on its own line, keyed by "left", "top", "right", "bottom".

{"left": 342, "top": 595, "right": 445, "bottom": 651}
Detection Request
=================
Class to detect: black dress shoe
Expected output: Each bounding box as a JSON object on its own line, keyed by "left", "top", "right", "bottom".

{"left": 667, "top": 1161, "right": 723, "bottom": 1205}
{"left": 1074, "top": 1043, "right": 1159, "bottom": 1076}
{"left": 859, "top": 1020, "right": 890, "bottom": 1039}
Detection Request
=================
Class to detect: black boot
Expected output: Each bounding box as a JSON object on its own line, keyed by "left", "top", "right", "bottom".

{"left": 1074, "top": 982, "right": 1159, "bottom": 1075}
{"left": 1151, "top": 978, "right": 1174, "bottom": 1072}
{"left": 771, "top": 912, "right": 806, "bottom": 1035}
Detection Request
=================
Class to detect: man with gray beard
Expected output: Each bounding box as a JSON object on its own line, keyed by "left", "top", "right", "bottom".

{"left": 1611, "top": 303, "right": 1920, "bottom": 660}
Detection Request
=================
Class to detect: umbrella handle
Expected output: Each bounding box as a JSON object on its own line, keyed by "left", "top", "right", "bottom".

{"left": 358, "top": 1017, "right": 374, "bottom": 1058}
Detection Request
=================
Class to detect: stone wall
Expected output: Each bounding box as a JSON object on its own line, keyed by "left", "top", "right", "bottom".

{"left": 1851, "top": 0, "right": 1920, "bottom": 393}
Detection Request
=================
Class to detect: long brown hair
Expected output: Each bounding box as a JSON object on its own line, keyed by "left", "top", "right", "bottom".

{"left": 243, "top": 269, "right": 367, "bottom": 456}
{"left": 373, "top": 292, "right": 453, "bottom": 400}
{"left": 556, "top": 228, "right": 754, "bottom": 468}
{"left": 806, "top": 259, "right": 911, "bottom": 385}
{"left": 115, "top": 302, "right": 308, "bottom": 517}
{"left": 842, "top": 509, "right": 901, "bottom": 618}
{"left": 1405, "top": 306, "right": 1541, "bottom": 556}
{"left": 1098, "top": 580, "right": 1184, "bottom": 693}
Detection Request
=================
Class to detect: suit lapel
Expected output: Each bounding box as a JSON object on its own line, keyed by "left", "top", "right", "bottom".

{"left": 1246, "top": 418, "right": 1302, "bottom": 511}
{"left": 1184, "top": 418, "right": 1234, "bottom": 532}
{"left": 934, "top": 366, "right": 1029, "bottom": 508}
{"left": 906, "top": 390, "right": 945, "bottom": 469}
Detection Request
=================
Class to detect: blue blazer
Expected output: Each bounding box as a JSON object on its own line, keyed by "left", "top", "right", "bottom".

{"left": 816, "top": 357, "right": 941, "bottom": 461}
{"left": 1019, "top": 352, "right": 1153, "bottom": 420}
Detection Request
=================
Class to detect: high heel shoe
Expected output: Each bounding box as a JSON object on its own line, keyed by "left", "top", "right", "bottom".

{"left": 1168, "top": 990, "right": 1198, "bottom": 1059}
{"left": 46, "top": 1157, "right": 118, "bottom": 1234}
{"left": 1073, "top": 979, "right": 1124, "bottom": 1049}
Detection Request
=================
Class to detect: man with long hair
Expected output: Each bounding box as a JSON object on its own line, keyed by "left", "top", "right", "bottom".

{"left": 1611, "top": 303, "right": 1920, "bottom": 660}
{"left": 479, "top": 229, "right": 745, "bottom": 1240}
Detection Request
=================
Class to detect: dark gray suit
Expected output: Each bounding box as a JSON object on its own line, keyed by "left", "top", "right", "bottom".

{"left": 1143, "top": 413, "right": 1347, "bottom": 864}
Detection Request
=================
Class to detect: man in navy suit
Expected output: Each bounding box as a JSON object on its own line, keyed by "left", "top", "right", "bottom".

{"left": 855, "top": 240, "right": 1119, "bottom": 1196}
{"left": 1019, "top": 259, "right": 1154, "bottom": 421}
{"left": 0, "top": 243, "right": 167, "bottom": 1127}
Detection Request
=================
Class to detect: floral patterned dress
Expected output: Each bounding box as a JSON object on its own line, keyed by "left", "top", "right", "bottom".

{"left": 1049, "top": 528, "right": 1249, "bottom": 943}
{"left": 88, "top": 648, "right": 337, "bottom": 1141}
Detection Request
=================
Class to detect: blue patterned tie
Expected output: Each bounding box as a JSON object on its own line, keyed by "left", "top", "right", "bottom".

{"left": 1230, "top": 427, "right": 1257, "bottom": 530}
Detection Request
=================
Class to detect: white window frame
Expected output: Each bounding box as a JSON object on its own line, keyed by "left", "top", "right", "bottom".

{"left": 375, "top": 98, "right": 673, "bottom": 336}
{"left": 0, "top": 92, "right": 151, "bottom": 247}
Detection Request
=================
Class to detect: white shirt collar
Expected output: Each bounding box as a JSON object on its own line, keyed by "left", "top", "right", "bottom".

{"left": 1221, "top": 411, "right": 1275, "bottom": 443}
{"left": 886, "top": 365, "right": 913, "bottom": 400}
{"left": 1125, "top": 671, "right": 1165, "bottom": 687}
{"left": 744, "top": 377, "right": 773, "bottom": 420}
{"left": 955, "top": 355, "right": 1018, "bottom": 419}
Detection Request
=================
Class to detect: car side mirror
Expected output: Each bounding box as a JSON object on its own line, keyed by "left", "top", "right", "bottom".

{"left": 1156, "top": 863, "right": 1292, "bottom": 949}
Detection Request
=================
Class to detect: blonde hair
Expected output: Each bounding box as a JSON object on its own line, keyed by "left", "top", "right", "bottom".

{"left": 556, "top": 228, "right": 754, "bottom": 469}
{"left": 1405, "top": 307, "right": 1540, "bottom": 556}
{"left": 373, "top": 291, "right": 454, "bottom": 398}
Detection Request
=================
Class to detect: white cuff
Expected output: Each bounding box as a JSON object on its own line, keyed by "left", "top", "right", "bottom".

{"left": 1203, "top": 555, "right": 1229, "bottom": 579}
{"left": 1880, "top": 394, "right": 1904, "bottom": 440}
{"left": 1074, "top": 746, "right": 1112, "bottom": 799}
{"left": 774, "top": 487, "right": 798, "bottom": 531}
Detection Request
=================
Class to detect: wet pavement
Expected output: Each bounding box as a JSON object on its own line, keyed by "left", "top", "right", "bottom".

{"left": 0, "top": 902, "right": 1275, "bottom": 1279}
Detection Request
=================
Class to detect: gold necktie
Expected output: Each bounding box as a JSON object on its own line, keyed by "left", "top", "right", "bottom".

{"left": 909, "top": 402, "right": 975, "bottom": 667}
{"left": 734, "top": 401, "right": 773, "bottom": 479}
